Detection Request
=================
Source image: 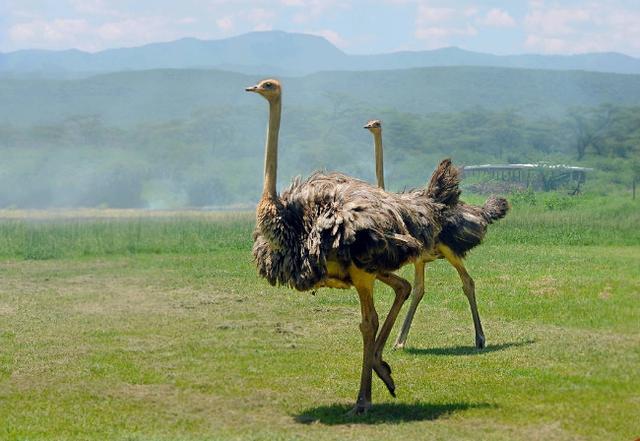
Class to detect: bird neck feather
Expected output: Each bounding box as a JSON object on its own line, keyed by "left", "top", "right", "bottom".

{"left": 374, "top": 130, "right": 385, "bottom": 190}
{"left": 263, "top": 97, "right": 281, "bottom": 199}
{"left": 258, "top": 95, "right": 285, "bottom": 249}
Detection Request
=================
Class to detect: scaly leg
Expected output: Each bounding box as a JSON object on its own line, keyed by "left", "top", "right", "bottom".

{"left": 440, "top": 246, "right": 485, "bottom": 349}
{"left": 393, "top": 260, "right": 426, "bottom": 350}
{"left": 348, "top": 266, "right": 378, "bottom": 415}
{"left": 373, "top": 272, "right": 411, "bottom": 396}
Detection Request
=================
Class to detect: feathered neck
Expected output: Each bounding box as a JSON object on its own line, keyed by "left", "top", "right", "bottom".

{"left": 373, "top": 130, "right": 385, "bottom": 190}
{"left": 257, "top": 94, "right": 286, "bottom": 249}
{"left": 262, "top": 96, "right": 281, "bottom": 198}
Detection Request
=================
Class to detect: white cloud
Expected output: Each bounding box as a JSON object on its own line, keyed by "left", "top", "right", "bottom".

{"left": 245, "top": 8, "right": 276, "bottom": 24}
{"left": 288, "top": 0, "right": 349, "bottom": 24}
{"left": 415, "top": 25, "right": 477, "bottom": 40}
{"left": 253, "top": 23, "right": 273, "bottom": 31}
{"left": 96, "top": 17, "right": 171, "bottom": 42}
{"left": 70, "top": 0, "right": 122, "bottom": 17}
{"left": 524, "top": 2, "right": 640, "bottom": 54}
{"left": 306, "top": 29, "right": 346, "bottom": 47}
{"left": 525, "top": 6, "right": 590, "bottom": 36}
{"left": 7, "top": 15, "right": 198, "bottom": 51}
{"left": 243, "top": 7, "right": 276, "bottom": 31}
{"left": 414, "top": 3, "right": 478, "bottom": 47}
{"left": 480, "top": 8, "right": 516, "bottom": 28}
{"left": 216, "top": 16, "right": 234, "bottom": 32}
{"left": 417, "top": 5, "right": 456, "bottom": 23}
{"left": 9, "top": 18, "right": 90, "bottom": 45}
{"left": 464, "top": 7, "right": 479, "bottom": 17}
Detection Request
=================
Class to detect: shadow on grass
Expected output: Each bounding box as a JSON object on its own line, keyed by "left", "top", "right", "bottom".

{"left": 294, "top": 401, "right": 492, "bottom": 425}
{"left": 405, "top": 339, "right": 536, "bottom": 356}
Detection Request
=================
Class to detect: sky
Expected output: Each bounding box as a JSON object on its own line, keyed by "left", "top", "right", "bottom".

{"left": 1, "top": 0, "right": 639, "bottom": 57}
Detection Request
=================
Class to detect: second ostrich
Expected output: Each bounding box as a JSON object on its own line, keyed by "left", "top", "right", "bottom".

{"left": 248, "top": 79, "right": 459, "bottom": 414}
{"left": 364, "top": 119, "right": 509, "bottom": 349}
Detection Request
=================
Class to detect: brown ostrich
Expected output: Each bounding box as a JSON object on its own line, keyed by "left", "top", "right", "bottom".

{"left": 364, "top": 119, "right": 509, "bottom": 350}
{"left": 247, "top": 79, "right": 458, "bottom": 414}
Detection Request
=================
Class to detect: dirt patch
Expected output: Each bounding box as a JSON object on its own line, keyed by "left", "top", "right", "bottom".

{"left": 0, "top": 303, "right": 16, "bottom": 315}
{"left": 530, "top": 276, "right": 559, "bottom": 296}
{"left": 598, "top": 285, "right": 613, "bottom": 300}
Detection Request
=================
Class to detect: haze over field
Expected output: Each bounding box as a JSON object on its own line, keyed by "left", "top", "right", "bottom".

{"left": 1, "top": 30, "right": 639, "bottom": 209}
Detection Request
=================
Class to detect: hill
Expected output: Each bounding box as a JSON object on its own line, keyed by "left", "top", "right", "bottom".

{"left": 1, "top": 63, "right": 639, "bottom": 208}
{"left": 2, "top": 31, "right": 640, "bottom": 76}
{"left": 2, "top": 66, "right": 639, "bottom": 126}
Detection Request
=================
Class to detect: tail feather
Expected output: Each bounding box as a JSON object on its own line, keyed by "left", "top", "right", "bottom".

{"left": 482, "top": 196, "right": 510, "bottom": 223}
{"left": 427, "top": 158, "right": 461, "bottom": 207}
{"left": 439, "top": 196, "right": 510, "bottom": 257}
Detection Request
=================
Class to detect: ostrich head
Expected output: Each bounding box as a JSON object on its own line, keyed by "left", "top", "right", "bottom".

{"left": 245, "top": 78, "right": 282, "bottom": 101}
{"left": 364, "top": 119, "right": 382, "bottom": 133}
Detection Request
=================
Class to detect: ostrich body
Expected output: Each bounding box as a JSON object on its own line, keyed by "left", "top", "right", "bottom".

{"left": 364, "top": 120, "right": 509, "bottom": 350}
{"left": 248, "top": 79, "right": 452, "bottom": 414}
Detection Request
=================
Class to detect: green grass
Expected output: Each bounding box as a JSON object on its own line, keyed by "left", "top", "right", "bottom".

{"left": 0, "top": 194, "right": 638, "bottom": 440}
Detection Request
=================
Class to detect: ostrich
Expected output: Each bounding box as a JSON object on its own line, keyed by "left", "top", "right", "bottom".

{"left": 364, "top": 119, "right": 509, "bottom": 350}
{"left": 247, "top": 79, "right": 458, "bottom": 414}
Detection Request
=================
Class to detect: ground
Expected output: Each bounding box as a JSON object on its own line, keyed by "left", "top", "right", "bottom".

{"left": 0, "top": 199, "right": 638, "bottom": 440}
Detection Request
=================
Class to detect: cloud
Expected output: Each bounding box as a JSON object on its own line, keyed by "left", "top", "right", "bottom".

{"left": 523, "top": 2, "right": 640, "bottom": 54}
{"left": 480, "top": 8, "right": 516, "bottom": 28}
{"left": 7, "top": 15, "right": 197, "bottom": 51}
{"left": 253, "top": 23, "right": 273, "bottom": 31}
{"left": 415, "top": 25, "right": 477, "bottom": 40}
{"left": 244, "top": 7, "right": 276, "bottom": 31}
{"left": 524, "top": 5, "right": 590, "bottom": 36}
{"left": 216, "top": 16, "right": 234, "bottom": 32}
{"left": 288, "top": 0, "right": 349, "bottom": 24}
{"left": 414, "top": 3, "right": 478, "bottom": 47}
{"left": 245, "top": 8, "right": 276, "bottom": 24}
{"left": 9, "top": 18, "right": 90, "bottom": 46}
{"left": 69, "top": 0, "right": 122, "bottom": 17}
{"left": 306, "top": 29, "right": 346, "bottom": 47}
{"left": 417, "top": 5, "right": 456, "bottom": 23}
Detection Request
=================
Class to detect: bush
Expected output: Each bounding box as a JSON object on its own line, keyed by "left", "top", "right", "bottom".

{"left": 542, "top": 192, "right": 577, "bottom": 211}
{"left": 509, "top": 188, "right": 538, "bottom": 207}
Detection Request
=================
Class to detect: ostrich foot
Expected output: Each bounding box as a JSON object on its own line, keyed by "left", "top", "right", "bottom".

{"left": 373, "top": 359, "right": 396, "bottom": 397}
{"left": 476, "top": 334, "right": 486, "bottom": 349}
{"left": 346, "top": 398, "right": 371, "bottom": 416}
{"left": 392, "top": 340, "right": 405, "bottom": 350}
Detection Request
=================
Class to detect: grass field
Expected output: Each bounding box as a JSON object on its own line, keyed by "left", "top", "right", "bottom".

{"left": 0, "top": 193, "right": 639, "bottom": 440}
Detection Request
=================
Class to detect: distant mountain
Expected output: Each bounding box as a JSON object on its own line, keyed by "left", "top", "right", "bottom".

{"left": 1, "top": 31, "right": 640, "bottom": 76}
{"left": 1, "top": 66, "right": 639, "bottom": 126}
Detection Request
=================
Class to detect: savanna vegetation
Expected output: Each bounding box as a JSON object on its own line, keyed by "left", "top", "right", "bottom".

{"left": 1, "top": 52, "right": 639, "bottom": 440}
{"left": 1, "top": 66, "right": 640, "bottom": 209}
{"left": 0, "top": 192, "right": 638, "bottom": 440}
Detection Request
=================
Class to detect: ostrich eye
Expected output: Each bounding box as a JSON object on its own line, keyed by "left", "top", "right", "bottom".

{"left": 264, "top": 82, "right": 273, "bottom": 88}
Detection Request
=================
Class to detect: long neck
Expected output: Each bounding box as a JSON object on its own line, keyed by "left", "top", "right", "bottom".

{"left": 262, "top": 96, "right": 281, "bottom": 198}
{"left": 373, "top": 130, "right": 385, "bottom": 190}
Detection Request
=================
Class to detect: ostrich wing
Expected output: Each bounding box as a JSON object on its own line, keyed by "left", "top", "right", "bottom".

{"left": 253, "top": 172, "right": 442, "bottom": 291}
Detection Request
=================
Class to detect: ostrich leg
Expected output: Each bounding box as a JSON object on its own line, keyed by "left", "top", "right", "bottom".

{"left": 440, "top": 246, "right": 485, "bottom": 349}
{"left": 349, "top": 267, "right": 378, "bottom": 415}
{"left": 393, "top": 260, "right": 426, "bottom": 349}
{"left": 373, "top": 273, "right": 411, "bottom": 396}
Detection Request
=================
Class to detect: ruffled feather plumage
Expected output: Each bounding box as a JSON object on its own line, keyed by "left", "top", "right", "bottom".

{"left": 253, "top": 172, "right": 442, "bottom": 291}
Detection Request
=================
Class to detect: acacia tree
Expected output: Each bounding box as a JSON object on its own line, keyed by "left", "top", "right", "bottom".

{"left": 568, "top": 105, "right": 616, "bottom": 160}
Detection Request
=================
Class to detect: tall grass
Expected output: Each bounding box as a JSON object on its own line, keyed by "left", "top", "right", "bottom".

{"left": 0, "top": 193, "right": 637, "bottom": 260}
{"left": 469, "top": 191, "right": 640, "bottom": 246}
{"left": 0, "top": 216, "right": 254, "bottom": 260}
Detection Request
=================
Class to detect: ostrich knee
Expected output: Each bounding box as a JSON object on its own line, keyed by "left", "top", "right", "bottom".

{"left": 461, "top": 272, "right": 485, "bottom": 349}
{"left": 394, "top": 261, "right": 426, "bottom": 349}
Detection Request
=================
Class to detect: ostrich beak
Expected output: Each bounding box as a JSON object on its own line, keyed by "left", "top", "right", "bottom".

{"left": 363, "top": 125, "right": 369, "bottom": 129}
{"left": 245, "top": 85, "right": 258, "bottom": 92}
